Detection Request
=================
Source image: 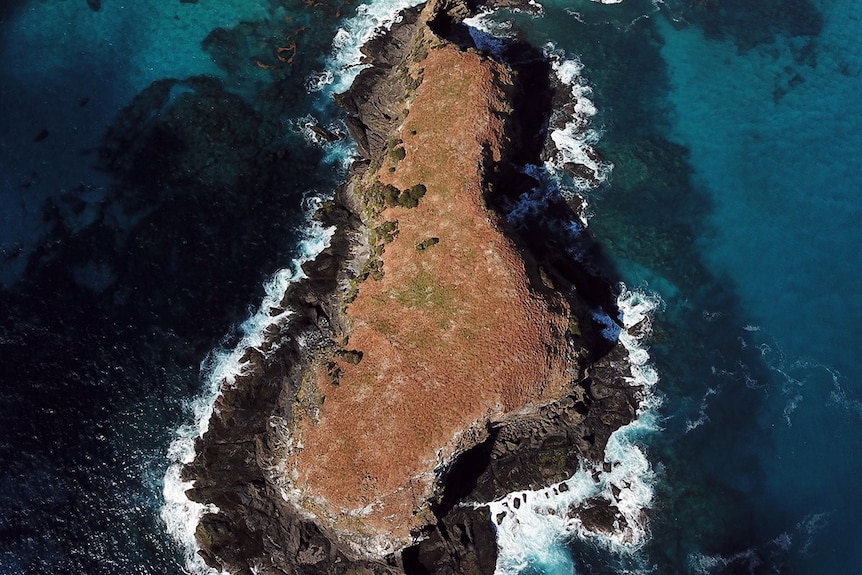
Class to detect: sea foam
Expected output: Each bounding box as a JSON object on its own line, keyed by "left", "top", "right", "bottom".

{"left": 306, "top": 0, "right": 425, "bottom": 96}
{"left": 543, "top": 45, "right": 613, "bottom": 195}
{"left": 463, "top": 10, "right": 516, "bottom": 58}
{"left": 487, "top": 37, "right": 661, "bottom": 571}
{"left": 160, "top": 200, "right": 334, "bottom": 575}
{"left": 489, "top": 287, "right": 661, "bottom": 574}
{"left": 457, "top": 19, "right": 608, "bottom": 209}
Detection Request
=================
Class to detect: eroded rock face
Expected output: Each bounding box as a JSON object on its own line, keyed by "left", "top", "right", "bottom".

{"left": 182, "top": 1, "right": 640, "bottom": 573}
{"left": 289, "top": 40, "right": 584, "bottom": 550}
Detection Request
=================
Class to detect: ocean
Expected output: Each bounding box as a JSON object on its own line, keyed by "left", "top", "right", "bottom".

{"left": 1, "top": 0, "right": 859, "bottom": 574}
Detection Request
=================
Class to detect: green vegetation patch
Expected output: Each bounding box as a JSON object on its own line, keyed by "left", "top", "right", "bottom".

{"left": 538, "top": 266, "right": 556, "bottom": 290}
{"left": 363, "top": 180, "right": 427, "bottom": 214}
{"left": 363, "top": 181, "right": 401, "bottom": 215}
{"left": 537, "top": 446, "right": 570, "bottom": 474}
{"left": 415, "top": 237, "right": 439, "bottom": 252}
{"left": 393, "top": 269, "right": 456, "bottom": 325}
{"left": 390, "top": 145, "right": 406, "bottom": 162}
{"left": 326, "top": 360, "right": 343, "bottom": 385}
{"left": 372, "top": 220, "right": 400, "bottom": 245}
{"left": 567, "top": 314, "right": 582, "bottom": 338}
{"left": 359, "top": 256, "right": 384, "bottom": 282}
{"left": 399, "top": 183, "right": 427, "bottom": 208}
{"left": 337, "top": 349, "right": 364, "bottom": 365}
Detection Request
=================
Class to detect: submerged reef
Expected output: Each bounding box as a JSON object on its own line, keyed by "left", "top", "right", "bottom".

{"left": 183, "top": 0, "right": 642, "bottom": 573}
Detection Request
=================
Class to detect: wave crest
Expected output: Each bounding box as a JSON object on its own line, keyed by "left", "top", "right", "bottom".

{"left": 490, "top": 286, "right": 662, "bottom": 574}
{"left": 160, "top": 202, "right": 334, "bottom": 575}
{"left": 306, "top": 0, "right": 424, "bottom": 96}
{"left": 543, "top": 44, "right": 613, "bottom": 196}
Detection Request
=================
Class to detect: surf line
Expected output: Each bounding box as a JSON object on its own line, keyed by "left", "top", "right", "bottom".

{"left": 161, "top": 0, "right": 442, "bottom": 570}
{"left": 489, "top": 287, "right": 661, "bottom": 574}
{"left": 161, "top": 202, "right": 334, "bottom": 575}
{"left": 475, "top": 26, "right": 660, "bottom": 573}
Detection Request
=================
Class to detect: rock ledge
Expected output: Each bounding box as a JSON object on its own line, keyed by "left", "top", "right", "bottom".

{"left": 183, "top": 2, "right": 641, "bottom": 574}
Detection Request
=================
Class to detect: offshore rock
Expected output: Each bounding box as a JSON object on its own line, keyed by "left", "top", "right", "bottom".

{"left": 183, "top": 1, "right": 641, "bottom": 574}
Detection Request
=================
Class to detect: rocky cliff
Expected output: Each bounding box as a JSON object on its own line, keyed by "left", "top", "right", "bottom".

{"left": 182, "top": 1, "right": 641, "bottom": 574}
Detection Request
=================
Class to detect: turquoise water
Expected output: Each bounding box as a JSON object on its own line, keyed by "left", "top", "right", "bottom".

{"left": 587, "top": 0, "right": 861, "bottom": 572}
{"left": 476, "top": 0, "right": 861, "bottom": 572}
{"left": 651, "top": 0, "right": 862, "bottom": 571}
{"left": 1, "top": 0, "right": 860, "bottom": 573}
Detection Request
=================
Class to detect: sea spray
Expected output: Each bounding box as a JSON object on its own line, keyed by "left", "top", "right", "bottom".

{"left": 502, "top": 45, "right": 608, "bottom": 227}
{"left": 160, "top": 199, "right": 334, "bottom": 575}
{"left": 161, "top": 0, "right": 436, "bottom": 565}
{"left": 306, "top": 0, "right": 425, "bottom": 96}
{"left": 489, "top": 286, "right": 661, "bottom": 574}
{"left": 459, "top": 16, "right": 609, "bottom": 213}
{"left": 294, "top": 114, "right": 357, "bottom": 170}
{"left": 453, "top": 20, "right": 661, "bottom": 570}
{"left": 543, "top": 44, "right": 613, "bottom": 196}
{"left": 464, "top": 10, "right": 516, "bottom": 58}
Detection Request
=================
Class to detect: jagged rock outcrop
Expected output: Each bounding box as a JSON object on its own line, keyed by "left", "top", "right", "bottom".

{"left": 182, "top": 1, "right": 641, "bottom": 574}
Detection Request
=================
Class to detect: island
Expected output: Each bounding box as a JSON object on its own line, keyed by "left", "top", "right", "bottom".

{"left": 181, "top": 0, "right": 642, "bottom": 573}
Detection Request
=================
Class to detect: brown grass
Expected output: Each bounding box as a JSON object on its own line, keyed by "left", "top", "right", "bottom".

{"left": 288, "top": 45, "right": 573, "bottom": 541}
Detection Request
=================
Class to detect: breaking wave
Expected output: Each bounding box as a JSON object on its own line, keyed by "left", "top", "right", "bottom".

{"left": 160, "top": 200, "right": 334, "bottom": 575}
{"left": 490, "top": 287, "right": 662, "bottom": 574}
{"left": 484, "top": 36, "right": 659, "bottom": 573}
{"left": 464, "top": 10, "right": 517, "bottom": 58}
{"left": 543, "top": 44, "right": 613, "bottom": 195}
{"left": 306, "top": 0, "right": 425, "bottom": 96}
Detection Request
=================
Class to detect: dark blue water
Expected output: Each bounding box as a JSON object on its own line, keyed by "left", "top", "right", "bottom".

{"left": 0, "top": 1, "right": 348, "bottom": 572}
{"left": 2, "top": 0, "right": 859, "bottom": 574}
{"left": 507, "top": 0, "right": 861, "bottom": 573}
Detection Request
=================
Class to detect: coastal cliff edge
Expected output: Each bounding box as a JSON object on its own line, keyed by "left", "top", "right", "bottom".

{"left": 182, "top": 1, "right": 642, "bottom": 573}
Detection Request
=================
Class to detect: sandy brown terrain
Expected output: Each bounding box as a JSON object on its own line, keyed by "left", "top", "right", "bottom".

{"left": 287, "top": 44, "right": 576, "bottom": 543}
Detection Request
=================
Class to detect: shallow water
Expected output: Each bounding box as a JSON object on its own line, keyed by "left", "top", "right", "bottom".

{"left": 1, "top": 0, "right": 859, "bottom": 574}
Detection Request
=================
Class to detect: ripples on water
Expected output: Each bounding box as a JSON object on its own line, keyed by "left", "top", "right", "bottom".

{"left": 1, "top": 0, "right": 860, "bottom": 574}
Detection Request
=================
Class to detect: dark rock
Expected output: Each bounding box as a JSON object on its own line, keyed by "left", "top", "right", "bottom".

{"left": 182, "top": 1, "right": 646, "bottom": 572}
{"left": 403, "top": 506, "right": 497, "bottom": 575}
{"left": 309, "top": 122, "right": 342, "bottom": 143}
{"left": 335, "top": 6, "right": 424, "bottom": 161}
{"left": 562, "top": 161, "right": 600, "bottom": 185}
{"left": 344, "top": 116, "right": 372, "bottom": 159}
{"left": 578, "top": 499, "right": 625, "bottom": 535}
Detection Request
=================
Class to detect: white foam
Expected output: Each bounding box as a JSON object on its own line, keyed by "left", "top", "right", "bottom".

{"left": 489, "top": 285, "right": 661, "bottom": 574}
{"left": 544, "top": 45, "right": 613, "bottom": 195}
{"left": 796, "top": 512, "right": 829, "bottom": 554}
{"left": 161, "top": 201, "right": 334, "bottom": 574}
{"left": 771, "top": 531, "right": 793, "bottom": 551}
{"left": 506, "top": 164, "right": 591, "bottom": 233}
{"left": 464, "top": 11, "right": 514, "bottom": 58}
{"left": 685, "top": 387, "right": 719, "bottom": 433}
{"left": 294, "top": 115, "right": 357, "bottom": 171}
{"left": 688, "top": 548, "right": 762, "bottom": 575}
{"left": 307, "top": 0, "right": 425, "bottom": 96}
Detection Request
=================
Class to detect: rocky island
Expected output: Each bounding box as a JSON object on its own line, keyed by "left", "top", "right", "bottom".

{"left": 182, "top": 0, "right": 643, "bottom": 573}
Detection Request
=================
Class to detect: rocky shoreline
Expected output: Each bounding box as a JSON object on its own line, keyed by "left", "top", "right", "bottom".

{"left": 182, "top": 1, "right": 642, "bottom": 573}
